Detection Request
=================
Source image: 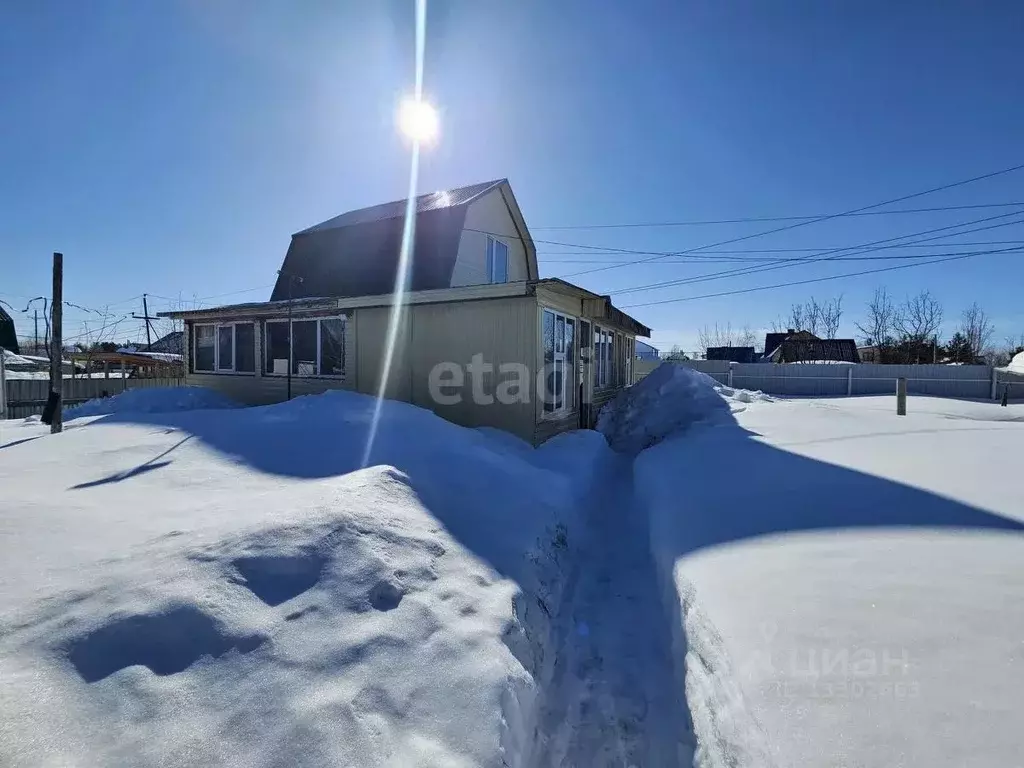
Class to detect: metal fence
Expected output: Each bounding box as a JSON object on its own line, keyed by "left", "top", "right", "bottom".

{"left": 633, "top": 359, "right": 1024, "bottom": 400}
{"left": 2, "top": 376, "right": 184, "bottom": 419}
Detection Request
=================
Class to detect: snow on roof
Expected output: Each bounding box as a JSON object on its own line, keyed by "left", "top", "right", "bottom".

{"left": 115, "top": 348, "right": 183, "bottom": 363}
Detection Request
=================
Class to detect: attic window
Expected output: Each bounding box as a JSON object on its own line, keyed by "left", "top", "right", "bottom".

{"left": 487, "top": 237, "right": 509, "bottom": 284}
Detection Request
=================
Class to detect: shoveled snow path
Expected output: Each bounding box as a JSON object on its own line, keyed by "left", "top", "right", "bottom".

{"left": 533, "top": 453, "right": 691, "bottom": 767}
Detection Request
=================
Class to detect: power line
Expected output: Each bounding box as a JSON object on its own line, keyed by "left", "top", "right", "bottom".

{"left": 538, "top": 239, "right": 1024, "bottom": 260}
{"left": 532, "top": 201, "right": 1024, "bottom": 230}
{"left": 620, "top": 245, "right": 1024, "bottom": 309}
{"left": 611, "top": 211, "right": 1024, "bottom": 296}
{"left": 554, "top": 161, "right": 1024, "bottom": 278}
{"left": 545, "top": 246, "right": 1024, "bottom": 266}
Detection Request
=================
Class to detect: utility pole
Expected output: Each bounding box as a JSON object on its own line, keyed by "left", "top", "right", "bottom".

{"left": 48, "top": 252, "right": 64, "bottom": 433}
{"left": 132, "top": 293, "right": 158, "bottom": 350}
{"left": 33, "top": 310, "right": 39, "bottom": 354}
{"left": 277, "top": 270, "right": 303, "bottom": 401}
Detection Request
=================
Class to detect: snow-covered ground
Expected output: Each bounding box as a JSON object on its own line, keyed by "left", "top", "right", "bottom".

{"left": 630, "top": 386, "right": 1024, "bottom": 767}
{"left": 0, "top": 389, "right": 608, "bottom": 767}
{"left": 3, "top": 370, "right": 1022, "bottom": 767}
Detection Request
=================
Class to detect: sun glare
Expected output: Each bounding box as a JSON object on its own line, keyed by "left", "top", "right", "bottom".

{"left": 398, "top": 98, "right": 439, "bottom": 143}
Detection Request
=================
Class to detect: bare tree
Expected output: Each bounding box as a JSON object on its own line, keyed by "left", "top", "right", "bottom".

{"left": 1005, "top": 332, "right": 1024, "bottom": 356}
{"left": 958, "top": 302, "right": 995, "bottom": 361}
{"left": 769, "top": 316, "right": 789, "bottom": 333}
{"left": 696, "top": 322, "right": 761, "bottom": 358}
{"left": 738, "top": 324, "right": 759, "bottom": 349}
{"left": 815, "top": 295, "right": 844, "bottom": 338}
{"left": 788, "top": 302, "right": 817, "bottom": 335}
{"left": 895, "top": 291, "right": 943, "bottom": 343}
{"left": 855, "top": 287, "right": 897, "bottom": 346}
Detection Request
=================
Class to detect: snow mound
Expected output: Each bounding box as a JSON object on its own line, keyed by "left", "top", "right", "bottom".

{"left": 0, "top": 387, "right": 607, "bottom": 767}
{"left": 1002, "top": 350, "right": 1024, "bottom": 373}
{"left": 65, "top": 386, "right": 240, "bottom": 419}
{"left": 597, "top": 363, "right": 771, "bottom": 454}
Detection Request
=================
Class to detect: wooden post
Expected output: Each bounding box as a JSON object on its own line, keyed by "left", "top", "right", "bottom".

{"left": 0, "top": 346, "right": 7, "bottom": 420}
{"left": 847, "top": 366, "right": 853, "bottom": 396}
{"left": 990, "top": 366, "right": 998, "bottom": 400}
{"left": 727, "top": 363, "right": 734, "bottom": 388}
{"left": 104, "top": 361, "right": 110, "bottom": 380}
{"left": 121, "top": 360, "right": 127, "bottom": 391}
{"left": 896, "top": 377, "right": 907, "bottom": 416}
{"left": 49, "top": 252, "right": 63, "bottom": 433}
{"left": 1002, "top": 383, "right": 1010, "bottom": 407}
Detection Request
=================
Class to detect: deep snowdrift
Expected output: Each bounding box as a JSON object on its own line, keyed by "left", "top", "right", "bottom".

{"left": 597, "top": 362, "right": 772, "bottom": 454}
{"left": 0, "top": 388, "right": 612, "bottom": 767}
{"left": 64, "top": 385, "right": 240, "bottom": 418}
{"left": 635, "top": 395, "right": 1024, "bottom": 768}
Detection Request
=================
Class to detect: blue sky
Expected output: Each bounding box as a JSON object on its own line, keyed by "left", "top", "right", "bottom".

{"left": 2, "top": 1, "right": 1023, "bottom": 354}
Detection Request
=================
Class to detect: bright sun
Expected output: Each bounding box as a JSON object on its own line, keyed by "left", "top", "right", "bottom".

{"left": 398, "top": 98, "right": 439, "bottom": 143}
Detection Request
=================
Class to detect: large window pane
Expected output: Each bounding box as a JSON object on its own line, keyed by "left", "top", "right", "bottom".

{"left": 235, "top": 324, "right": 255, "bottom": 373}
{"left": 292, "top": 320, "right": 317, "bottom": 375}
{"left": 493, "top": 240, "right": 508, "bottom": 283}
{"left": 320, "top": 318, "right": 345, "bottom": 376}
{"left": 217, "top": 326, "right": 233, "bottom": 370}
{"left": 556, "top": 315, "right": 565, "bottom": 354}
{"left": 195, "top": 325, "right": 215, "bottom": 372}
{"left": 266, "top": 322, "right": 290, "bottom": 375}
{"left": 565, "top": 319, "right": 576, "bottom": 408}
{"left": 543, "top": 310, "right": 555, "bottom": 363}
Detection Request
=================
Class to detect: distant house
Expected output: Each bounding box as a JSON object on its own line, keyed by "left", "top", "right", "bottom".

{"left": 0, "top": 306, "right": 18, "bottom": 354}
{"left": 705, "top": 346, "right": 757, "bottom": 363}
{"left": 635, "top": 340, "right": 660, "bottom": 361}
{"left": 148, "top": 331, "right": 184, "bottom": 355}
{"left": 162, "top": 179, "right": 651, "bottom": 445}
{"left": 763, "top": 330, "right": 860, "bottom": 364}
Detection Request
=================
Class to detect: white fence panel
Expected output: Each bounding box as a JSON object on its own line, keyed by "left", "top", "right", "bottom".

{"left": 677, "top": 360, "right": 1002, "bottom": 400}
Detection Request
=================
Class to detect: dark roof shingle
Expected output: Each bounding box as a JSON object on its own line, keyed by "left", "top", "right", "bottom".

{"left": 271, "top": 180, "right": 506, "bottom": 302}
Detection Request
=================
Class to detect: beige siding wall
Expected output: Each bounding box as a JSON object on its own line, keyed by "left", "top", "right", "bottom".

{"left": 353, "top": 306, "right": 412, "bottom": 401}
{"left": 534, "top": 285, "right": 584, "bottom": 318}
{"left": 450, "top": 189, "right": 529, "bottom": 287}
{"left": 349, "top": 296, "right": 537, "bottom": 442}
{"left": 181, "top": 290, "right": 634, "bottom": 445}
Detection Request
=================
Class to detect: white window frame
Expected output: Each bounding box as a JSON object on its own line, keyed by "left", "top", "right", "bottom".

{"left": 487, "top": 236, "right": 510, "bottom": 284}
{"left": 541, "top": 307, "right": 577, "bottom": 418}
{"left": 193, "top": 321, "right": 255, "bottom": 375}
{"left": 263, "top": 316, "right": 346, "bottom": 379}
{"left": 593, "top": 326, "right": 615, "bottom": 390}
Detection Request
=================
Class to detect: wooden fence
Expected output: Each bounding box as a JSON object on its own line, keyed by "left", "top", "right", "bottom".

{"left": 2, "top": 376, "right": 184, "bottom": 419}
{"left": 631, "top": 360, "right": 1024, "bottom": 400}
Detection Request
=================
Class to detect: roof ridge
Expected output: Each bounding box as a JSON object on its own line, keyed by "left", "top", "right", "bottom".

{"left": 294, "top": 178, "right": 507, "bottom": 236}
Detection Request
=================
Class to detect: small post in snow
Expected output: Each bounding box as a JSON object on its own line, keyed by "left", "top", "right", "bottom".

{"left": 1002, "top": 383, "right": 1010, "bottom": 407}
{"left": 49, "top": 252, "right": 63, "bottom": 434}
{"left": 0, "top": 346, "right": 7, "bottom": 419}
{"left": 896, "top": 377, "right": 907, "bottom": 416}
{"left": 847, "top": 366, "right": 853, "bottom": 397}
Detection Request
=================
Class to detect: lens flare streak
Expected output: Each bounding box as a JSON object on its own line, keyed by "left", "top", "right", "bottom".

{"left": 361, "top": 0, "right": 428, "bottom": 468}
